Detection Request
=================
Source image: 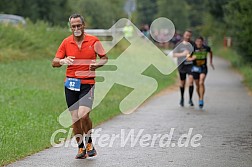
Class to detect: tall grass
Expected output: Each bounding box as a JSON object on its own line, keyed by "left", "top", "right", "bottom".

{"left": 0, "top": 20, "right": 69, "bottom": 62}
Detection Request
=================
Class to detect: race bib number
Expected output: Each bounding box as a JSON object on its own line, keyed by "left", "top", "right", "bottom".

{"left": 65, "top": 78, "right": 81, "bottom": 91}
{"left": 192, "top": 66, "right": 202, "bottom": 73}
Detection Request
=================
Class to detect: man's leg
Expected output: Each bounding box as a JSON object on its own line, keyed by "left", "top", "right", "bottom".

{"left": 70, "top": 110, "right": 85, "bottom": 149}
{"left": 199, "top": 73, "right": 206, "bottom": 108}
{"left": 199, "top": 73, "right": 206, "bottom": 100}
{"left": 78, "top": 106, "right": 97, "bottom": 157}
{"left": 188, "top": 74, "right": 194, "bottom": 106}
{"left": 78, "top": 106, "right": 92, "bottom": 142}
{"left": 78, "top": 84, "right": 96, "bottom": 157}
{"left": 195, "top": 79, "right": 200, "bottom": 97}
{"left": 65, "top": 87, "right": 86, "bottom": 159}
{"left": 179, "top": 71, "right": 186, "bottom": 107}
{"left": 192, "top": 72, "right": 200, "bottom": 98}
{"left": 71, "top": 111, "right": 87, "bottom": 159}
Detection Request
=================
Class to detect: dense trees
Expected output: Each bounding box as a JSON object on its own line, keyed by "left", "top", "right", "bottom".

{"left": 0, "top": 0, "right": 71, "bottom": 26}
{"left": 156, "top": 0, "right": 189, "bottom": 31}
{"left": 224, "top": 0, "right": 252, "bottom": 61}
{"left": 0, "top": 0, "right": 251, "bottom": 61}
{"left": 68, "top": 0, "right": 126, "bottom": 29}
{"left": 136, "top": 0, "right": 158, "bottom": 26}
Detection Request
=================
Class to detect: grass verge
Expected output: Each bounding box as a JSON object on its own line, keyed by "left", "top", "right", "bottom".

{"left": 213, "top": 46, "right": 252, "bottom": 90}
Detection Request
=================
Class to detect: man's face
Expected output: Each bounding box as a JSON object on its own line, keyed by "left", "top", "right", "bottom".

{"left": 195, "top": 38, "right": 203, "bottom": 48}
{"left": 70, "top": 17, "right": 84, "bottom": 37}
{"left": 183, "top": 31, "right": 192, "bottom": 42}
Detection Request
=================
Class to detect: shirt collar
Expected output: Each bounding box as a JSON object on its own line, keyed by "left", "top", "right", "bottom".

{"left": 70, "top": 33, "right": 89, "bottom": 44}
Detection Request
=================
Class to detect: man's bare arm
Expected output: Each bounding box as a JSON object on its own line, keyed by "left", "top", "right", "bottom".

{"left": 52, "top": 57, "right": 74, "bottom": 68}
{"left": 90, "top": 55, "right": 108, "bottom": 71}
{"left": 209, "top": 51, "right": 215, "bottom": 70}
{"left": 52, "top": 58, "right": 62, "bottom": 67}
{"left": 173, "top": 50, "right": 189, "bottom": 58}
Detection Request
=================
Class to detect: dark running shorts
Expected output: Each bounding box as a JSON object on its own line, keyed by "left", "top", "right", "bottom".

{"left": 65, "top": 84, "right": 94, "bottom": 111}
{"left": 192, "top": 66, "right": 208, "bottom": 80}
{"left": 178, "top": 64, "right": 193, "bottom": 80}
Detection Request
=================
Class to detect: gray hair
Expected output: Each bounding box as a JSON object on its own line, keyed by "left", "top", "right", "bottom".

{"left": 68, "top": 13, "right": 85, "bottom": 25}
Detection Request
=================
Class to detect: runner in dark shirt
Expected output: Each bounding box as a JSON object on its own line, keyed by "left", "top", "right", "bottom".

{"left": 189, "top": 36, "right": 214, "bottom": 108}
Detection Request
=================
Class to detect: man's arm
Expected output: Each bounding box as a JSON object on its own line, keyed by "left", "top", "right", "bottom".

{"left": 173, "top": 50, "right": 189, "bottom": 58}
{"left": 186, "top": 55, "right": 196, "bottom": 61}
{"left": 52, "top": 39, "right": 69, "bottom": 68}
{"left": 209, "top": 50, "right": 214, "bottom": 70}
{"left": 52, "top": 58, "right": 62, "bottom": 67}
{"left": 90, "top": 55, "right": 108, "bottom": 71}
{"left": 52, "top": 57, "right": 74, "bottom": 68}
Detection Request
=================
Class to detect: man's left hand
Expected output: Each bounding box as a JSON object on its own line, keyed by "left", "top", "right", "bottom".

{"left": 90, "top": 63, "right": 98, "bottom": 71}
{"left": 210, "top": 63, "right": 215, "bottom": 70}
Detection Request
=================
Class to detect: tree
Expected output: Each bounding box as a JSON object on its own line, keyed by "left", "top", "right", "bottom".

{"left": 206, "top": 0, "right": 229, "bottom": 23}
{"left": 184, "top": 0, "right": 208, "bottom": 28}
{"left": 136, "top": 0, "right": 158, "bottom": 26}
{"left": 0, "top": 0, "right": 71, "bottom": 26}
{"left": 225, "top": 0, "right": 252, "bottom": 61}
{"left": 156, "top": 0, "right": 190, "bottom": 31}
{"left": 69, "top": 0, "right": 126, "bottom": 29}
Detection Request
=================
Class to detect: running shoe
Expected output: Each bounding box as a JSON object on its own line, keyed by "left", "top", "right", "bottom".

{"left": 86, "top": 143, "right": 97, "bottom": 157}
{"left": 199, "top": 100, "right": 204, "bottom": 109}
{"left": 189, "top": 99, "right": 194, "bottom": 106}
{"left": 75, "top": 148, "right": 87, "bottom": 159}
{"left": 180, "top": 98, "right": 184, "bottom": 107}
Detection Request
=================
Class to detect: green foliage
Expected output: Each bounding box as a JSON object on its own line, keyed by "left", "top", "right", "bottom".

{"left": 206, "top": 0, "right": 229, "bottom": 23}
{"left": 214, "top": 47, "right": 252, "bottom": 90}
{"left": 68, "top": 0, "right": 126, "bottom": 29}
{"left": 185, "top": 0, "right": 207, "bottom": 28}
{"left": 136, "top": 0, "right": 158, "bottom": 26}
{"left": 0, "top": 21, "right": 69, "bottom": 62}
{"left": 224, "top": 0, "right": 252, "bottom": 62}
{"left": 156, "top": 0, "right": 190, "bottom": 31}
{"left": 0, "top": 0, "right": 71, "bottom": 26}
{"left": 197, "top": 0, "right": 252, "bottom": 63}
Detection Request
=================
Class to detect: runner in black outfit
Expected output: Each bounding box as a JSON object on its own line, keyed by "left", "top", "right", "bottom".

{"left": 173, "top": 30, "right": 195, "bottom": 107}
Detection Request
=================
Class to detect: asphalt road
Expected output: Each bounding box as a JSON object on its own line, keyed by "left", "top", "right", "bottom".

{"left": 8, "top": 57, "right": 252, "bottom": 167}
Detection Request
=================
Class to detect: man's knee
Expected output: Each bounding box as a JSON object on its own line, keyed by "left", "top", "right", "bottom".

{"left": 188, "top": 75, "right": 194, "bottom": 85}
{"left": 195, "top": 80, "right": 199, "bottom": 86}
{"left": 78, "top": 106, "right": 91, "bottom": 120}
{"left": 80, "top": 115, "right": 90, "bottom": 122}
{"left": 180, "top": 80, "right": 185, "bottom": 87}
{"left": 199, "top": 80, "right": 204, "bottom": 86}
{"left": 70, "top": 110, "right": 79, "bottom": 123}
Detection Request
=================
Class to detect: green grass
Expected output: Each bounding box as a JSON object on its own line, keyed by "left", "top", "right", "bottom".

{"left": 213, "top": 46, "right": 252, "bottom": 90}
{"left": 0, "top": 22, "right": 176, "bottom": 166}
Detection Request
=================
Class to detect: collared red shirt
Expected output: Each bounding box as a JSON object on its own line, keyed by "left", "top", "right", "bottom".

{"left": 55, "top": 34, "right": 106, "bottom": 84}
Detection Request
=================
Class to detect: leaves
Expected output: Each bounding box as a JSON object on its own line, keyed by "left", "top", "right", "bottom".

{"left": 224, "top": 0, "right": 252, "bottom": 61}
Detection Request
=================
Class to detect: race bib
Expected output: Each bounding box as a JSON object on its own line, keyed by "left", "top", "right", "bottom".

{"left": 65, "top": 78, "right": 81, "bottom": 91}
{"left": 192, "top": 66, "right": 202, "bottom": 73}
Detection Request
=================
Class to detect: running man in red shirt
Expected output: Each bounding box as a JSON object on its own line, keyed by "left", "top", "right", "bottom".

{"left": 52, "top": 14, "right": 108, "bottom": 159}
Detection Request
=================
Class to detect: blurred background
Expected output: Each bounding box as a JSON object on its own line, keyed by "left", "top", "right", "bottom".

{"left": 0, "top": 0, "right": 251, "bottom": 61}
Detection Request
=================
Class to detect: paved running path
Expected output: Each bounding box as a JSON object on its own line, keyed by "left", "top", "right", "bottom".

{"left": 8, "top": 57, "right": 252, "bottom": 167}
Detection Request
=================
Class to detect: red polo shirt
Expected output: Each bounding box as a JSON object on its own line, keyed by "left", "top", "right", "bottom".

{"left": 55, "top": 34, "right": 106, "bottom": 84}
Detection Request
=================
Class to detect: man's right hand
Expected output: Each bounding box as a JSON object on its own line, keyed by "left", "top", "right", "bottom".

{"left": 183, "top": 50, "right": 189, "bottom": 56}
{"left": 59, "top": 57, "right": 75, "bottom": 65}
{"left": 186, "top": 55, "right": 196, "bottom": 61}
